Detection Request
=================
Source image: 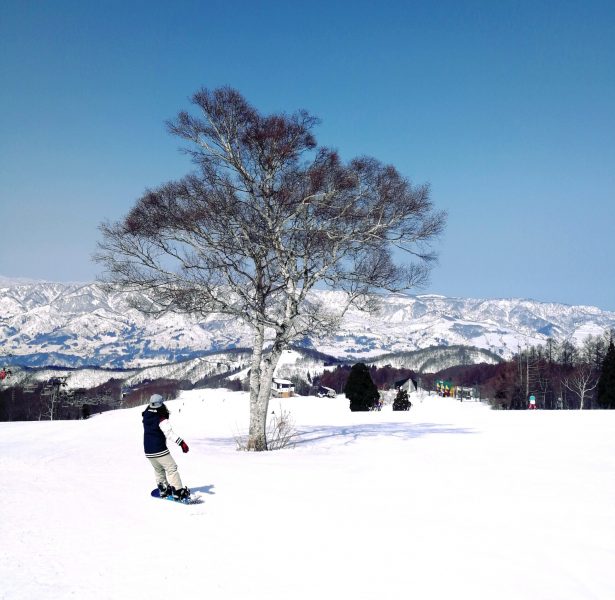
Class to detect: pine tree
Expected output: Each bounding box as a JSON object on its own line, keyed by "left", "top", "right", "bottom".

{"left": 597, "top": 341, "right": 615, "bottom": 409}
{"left": 392, "top": 388, "right": 412, "bottom": 411}
{"left": 344, "top": 363, "right": 380, "bottom": 411}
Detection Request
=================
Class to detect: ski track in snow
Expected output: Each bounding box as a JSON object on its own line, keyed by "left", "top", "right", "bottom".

{"left": 1, "top": 390, "right": 615, "bottom": 599}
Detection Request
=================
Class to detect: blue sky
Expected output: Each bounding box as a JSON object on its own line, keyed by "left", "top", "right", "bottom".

{"left": 1, "top": 0, "right": 614, "bottom": 310}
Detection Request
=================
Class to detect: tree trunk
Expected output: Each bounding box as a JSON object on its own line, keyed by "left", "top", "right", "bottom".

{"left": 247, "top": 386, "right": 270, "bottom": 450}
{"left": 246, "top": 327, "right": 286, "bottom": 451}
{"left": 247, "top": 325, "right": 266, "bottom": 450}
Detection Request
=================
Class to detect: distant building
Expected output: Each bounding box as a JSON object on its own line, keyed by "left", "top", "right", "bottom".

{"left": 317, "top": 385, "right": 336, "bottom": 398}
{"left": 394, "top": 376, "right": 418, "bottom": 392}
{"left": 435, "top": 379, "right": 454, "bottom": 397}
{"left": 272, "top": 378, "right": 295, "bottom": 398}
{"left": 455, "top": 386, "right": 476, "bottom": 401}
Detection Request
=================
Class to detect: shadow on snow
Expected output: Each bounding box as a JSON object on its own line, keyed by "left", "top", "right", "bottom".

{"left": 200, "top": 422, "right": 476, "bottom": 449}
{"left": 191, "top": 484, "right": 216, "bottom": 495}
{"left": 294, "top": 422, "right": 476, "bottom": 446}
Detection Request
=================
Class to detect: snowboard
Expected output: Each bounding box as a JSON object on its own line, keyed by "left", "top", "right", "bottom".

{"left": 151, "top": 488, "right": 204, "bottom": 505}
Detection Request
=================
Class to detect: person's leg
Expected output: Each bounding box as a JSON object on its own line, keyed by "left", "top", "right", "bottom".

{"left": 147, "top": 456, "right": 169, "bottom": 486}
{"left": 156, "top": 453, "right": 184, "bottom": 490}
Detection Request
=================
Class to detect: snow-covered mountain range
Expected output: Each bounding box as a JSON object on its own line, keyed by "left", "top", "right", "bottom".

{"left": 1, "top": 279, "right": 614, "bottom": 369}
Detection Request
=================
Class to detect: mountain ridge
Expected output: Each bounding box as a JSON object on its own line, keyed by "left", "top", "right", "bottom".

{"left": 1, "top": 280, "right": 614, "bottom": 369}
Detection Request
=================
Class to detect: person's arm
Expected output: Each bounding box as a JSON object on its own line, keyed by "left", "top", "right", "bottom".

{"left": 159, "top": 418, "right": 189, "bottom": 452}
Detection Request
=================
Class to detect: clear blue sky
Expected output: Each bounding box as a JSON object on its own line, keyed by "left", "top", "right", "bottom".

{"left": 1, "top": 0, "right": 614, "bottom": 310}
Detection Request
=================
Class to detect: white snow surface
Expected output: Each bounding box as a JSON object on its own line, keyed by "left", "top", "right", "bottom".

{"left": 2, "top": 390, "right": 614, "bottom": 600}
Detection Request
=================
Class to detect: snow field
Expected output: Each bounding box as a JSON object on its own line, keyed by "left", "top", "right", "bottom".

{"left": 2, "top": 390, "right": 614, "bottom": 599}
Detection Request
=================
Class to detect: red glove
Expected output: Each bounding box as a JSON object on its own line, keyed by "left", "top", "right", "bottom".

{"left": 180, "top": 440, "right": 189, "bottom": 453}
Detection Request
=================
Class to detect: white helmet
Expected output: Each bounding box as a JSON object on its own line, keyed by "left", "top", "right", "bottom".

{"left": 149, "top": 394, "right": 164, "bottom": 408}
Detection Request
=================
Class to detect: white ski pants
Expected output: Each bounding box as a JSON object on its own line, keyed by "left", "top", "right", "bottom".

{"left": 147, "top": 452, "right": 183, "bottom": 489}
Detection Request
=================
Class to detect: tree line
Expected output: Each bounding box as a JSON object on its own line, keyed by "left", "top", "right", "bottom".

{"left": 482, "top": 333, "right": 615, "bottom": 410}
{"left": 0, "top": 376, "right": 186, "bottom": 422}
{"left": 0, "top": 378, "right": 123, "bottom": 421}
{"left": 314, "top": 332, "right": 615, "bottom": 410}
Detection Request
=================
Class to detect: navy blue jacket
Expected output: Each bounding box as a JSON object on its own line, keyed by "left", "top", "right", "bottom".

{"left": 142, "top": 406, "right": 170, "bottom": 458}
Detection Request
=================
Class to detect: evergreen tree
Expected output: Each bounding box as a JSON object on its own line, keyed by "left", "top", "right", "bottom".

{"left": 344, "top": 363, "right": 380, "bottom": 411}
{"left": 392, "top": 388, "right": 412, "bottom": 411}
{"left": 597, "top": 341, "right": 615, "bottom": 409}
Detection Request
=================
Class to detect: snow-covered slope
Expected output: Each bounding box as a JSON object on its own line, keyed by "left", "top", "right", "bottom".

{"left": 2, "top": 390, "right": 614, "bottom": 599}
{"left": 2, "top": 281, "right": 614, "bottom": 368}
{"left": 2, "top": 350, "right": 254, "bottom": 391}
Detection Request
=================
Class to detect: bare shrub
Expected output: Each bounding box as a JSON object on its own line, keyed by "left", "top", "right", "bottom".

{"left": 266, "top": 407, "right": 297, "bottom": 450}
{"left": 235, "top": 405, "right": 297, "bottom": 451}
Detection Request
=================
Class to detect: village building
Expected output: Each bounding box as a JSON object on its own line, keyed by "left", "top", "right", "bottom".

{"left": 271, "top": 378, "right": 295, "bottom": 398}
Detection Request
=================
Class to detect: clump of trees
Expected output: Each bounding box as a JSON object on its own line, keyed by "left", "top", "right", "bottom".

{"left": 315, "top": 364, "right": 417, "bottom": 394}
{"left": 481, "top": 332, "right": 613, "bottom": 410}
{"left": 0, "top": 378, "right": 124, "bottom": 422}
{"left": 120, "top": 379, "right": 185, "bottom": 409}
{"left": 312, "top": 331, "right": 615, "bottom": 411}
{"left": 0, "top": 375, "right": 188, "bottom": 422}
{"left": 344, "top": 363, "right": 380, "bottom": 411}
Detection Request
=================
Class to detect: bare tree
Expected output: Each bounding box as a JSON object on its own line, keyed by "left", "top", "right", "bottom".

{"left": 39, "top": 377, "right": 67, "bottom": 421}
{"left": 96, "top": 87, "right": 445, "bottom": 450}
{"left": 562, "top": 364, "right": 598, "bottom": 410}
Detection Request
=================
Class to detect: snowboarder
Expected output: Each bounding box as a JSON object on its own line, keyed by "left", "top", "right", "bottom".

{"left": 142, "top": 394, "right": 191, "bottom": 501}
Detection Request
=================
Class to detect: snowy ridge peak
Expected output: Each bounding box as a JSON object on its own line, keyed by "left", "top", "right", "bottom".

{"left": 1, "top": 282, "right": 614, "bottom": 368}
